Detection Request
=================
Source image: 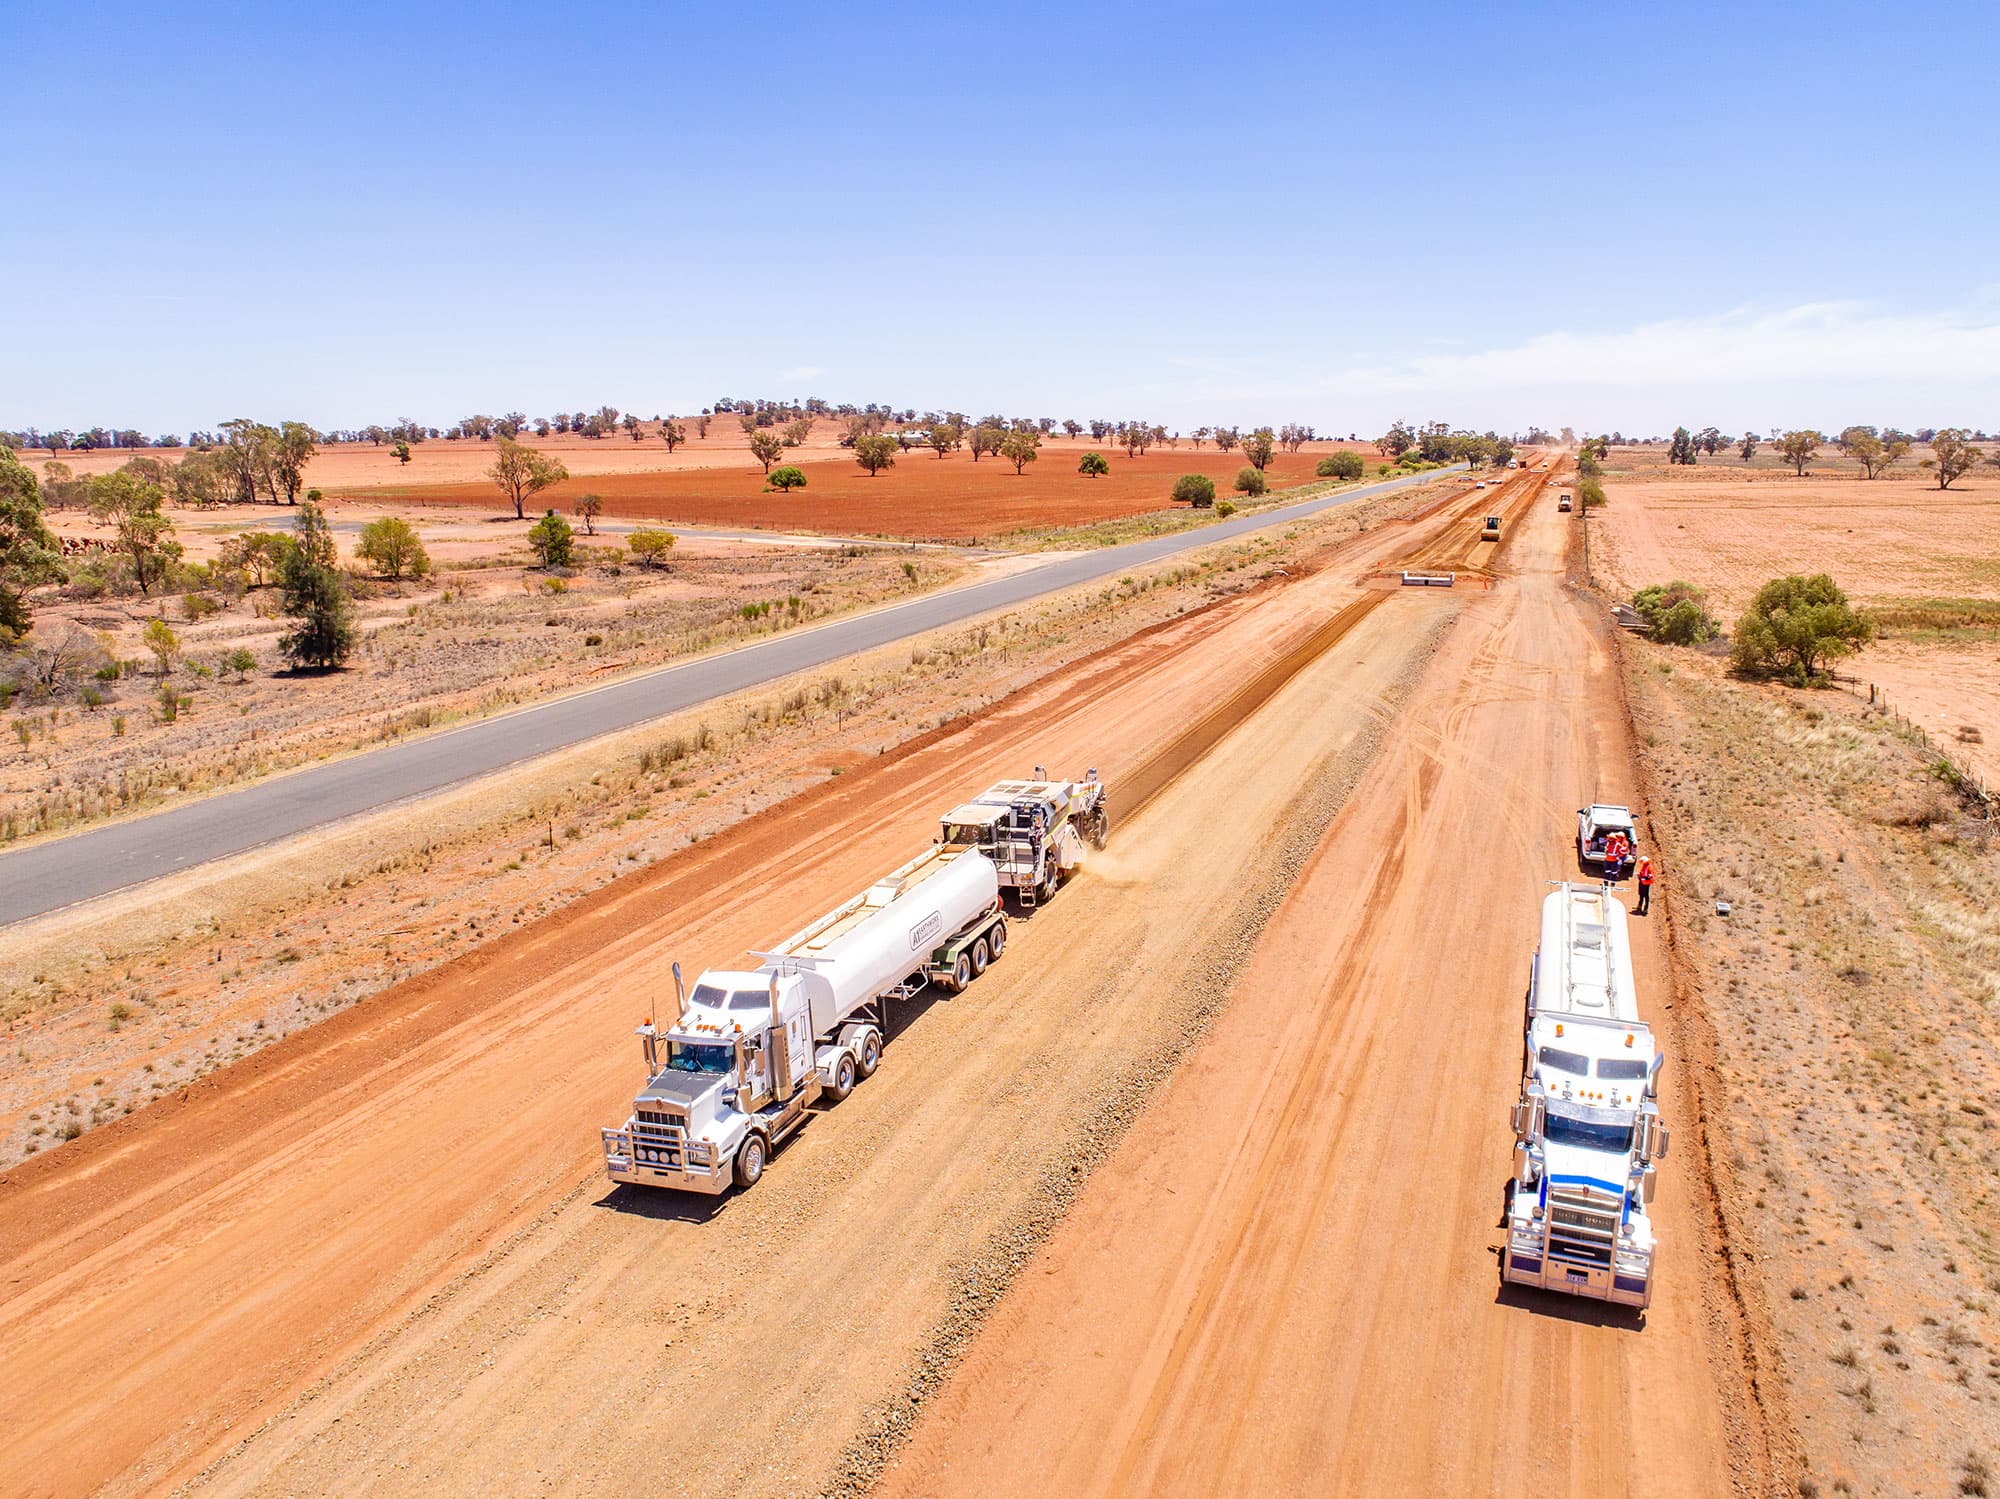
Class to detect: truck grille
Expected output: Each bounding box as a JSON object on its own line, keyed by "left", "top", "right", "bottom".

{"left": 631, "top": 1109, "right": 690, "bottom": 1168}
{"left": 1545, "top": 1184, "right": 1621, "bottom": 1270}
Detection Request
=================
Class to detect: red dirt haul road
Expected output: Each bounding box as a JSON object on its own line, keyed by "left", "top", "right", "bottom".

{"left": 0, "top": 462, "right": 1765, "bottom": 1499}
{"left": 880, "top": 483, "right": 1778, "bottom": 1497}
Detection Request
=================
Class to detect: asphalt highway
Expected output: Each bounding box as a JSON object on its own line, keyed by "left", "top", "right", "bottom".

{"left": 0, "top": 466, "right": 1462, "bottom": 924}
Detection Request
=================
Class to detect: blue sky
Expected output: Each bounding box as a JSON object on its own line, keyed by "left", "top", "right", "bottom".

{"left": 6, "top": 0, "right": 1996, "bottom": 436}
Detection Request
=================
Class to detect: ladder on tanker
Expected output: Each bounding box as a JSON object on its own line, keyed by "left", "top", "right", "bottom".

{"left": 1551, "top": 880, "right": 1620, "bottom": 1017}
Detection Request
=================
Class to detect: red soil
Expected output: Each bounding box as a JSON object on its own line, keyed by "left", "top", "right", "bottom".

{"left": 338, "top": 444, "right": 1376, "bottom": 542}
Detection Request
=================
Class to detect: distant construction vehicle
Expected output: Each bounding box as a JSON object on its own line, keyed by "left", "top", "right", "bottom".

{"left": 601, "top": 772, "right": 1108, "bottom": 1194}
{"left": 938, "top": 771, "right": 1108, "bottom": 910}
{"left": 1557, "top": 492, "right": 1572, "bottom": 512}
{"left": 1502, "top": 882, "right": 1669, "bottom": 1309}
{"left": 1481, "top": 514, "right": 1503, "bottom": 541}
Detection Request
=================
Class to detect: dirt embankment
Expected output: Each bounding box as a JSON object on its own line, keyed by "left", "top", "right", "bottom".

{"left": 1625, "top": 646, "right": 2000, "bottom": 1499}
{"left": 0, "top": 508, "right": 1349, "bottom": 1170}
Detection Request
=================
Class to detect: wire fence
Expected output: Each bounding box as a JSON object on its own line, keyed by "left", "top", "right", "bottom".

{"left": 1833, "top": 673, "right": 1993, "bottom": 811}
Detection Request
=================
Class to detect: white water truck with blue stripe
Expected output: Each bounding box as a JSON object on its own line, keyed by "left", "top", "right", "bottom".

{"left": 1503, "top": 881, "right": 1670, "bottom": 1309}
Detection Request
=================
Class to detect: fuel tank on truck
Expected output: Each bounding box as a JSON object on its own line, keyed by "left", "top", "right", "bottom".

{"left": 762, "top": 845, "right": 1000, "bottom": 1035}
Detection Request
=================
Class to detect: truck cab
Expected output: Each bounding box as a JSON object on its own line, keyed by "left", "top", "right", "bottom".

{"left": 601, "top": 968, "right": 825, "bottom": 1194}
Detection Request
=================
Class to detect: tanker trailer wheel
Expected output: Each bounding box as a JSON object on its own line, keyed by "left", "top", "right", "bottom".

{"left": 950, "top": 952, "right": 975, "bottom": 993}
{"left": 856, "top": 1029, "right": 883, "bottom": 1077}
{"left": 971, "top": 938, "right": 990, "bottom": 976}
{"left": 733, "top": 1133, "right": 768, "bottom": 1190}
{"left": 826, "top": 1051, "right": 858, "bottom": 1103}
{"left": 986, "top": 919, "right": 1007, "bottom": 961}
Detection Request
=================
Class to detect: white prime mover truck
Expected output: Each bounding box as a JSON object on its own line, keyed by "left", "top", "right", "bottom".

{"left": 600, "top": 833, "right": 1013, "bottom": 1194}
{"left": 1502, "top": 881, "right": 1670, "bottom": 1309}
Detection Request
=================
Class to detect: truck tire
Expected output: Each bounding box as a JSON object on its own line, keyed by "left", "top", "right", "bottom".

{"left": 733, "top": 1133, "right": 767, "bottom": 1189}
{"left": 986, "top": 919, "right": 1007, "bottom": 961}
{"left": 1089, "top": 809, "right": 1110, "bottom": 850}
{"left": 949, "top": 952, "right": 974, "bottom": 992}
{"left": 971, "top": 937, "right": 990, "bottom": 976}
{"left": 857, "top": 1029, "right": 883, "bottom": 1077}
{"left": 824, "top": 1051, "right": 857, "bottom": 1102}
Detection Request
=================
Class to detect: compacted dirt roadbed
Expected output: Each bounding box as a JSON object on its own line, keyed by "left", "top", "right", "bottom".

{"left": 882, "top": 490, "right": 1773, "bottom": 1496}
{"left": 0, "top": 477, "right": 1515, "bottom": 1498}
{"left": 0, "top": 464, "right": 1766, "bottom": 1498}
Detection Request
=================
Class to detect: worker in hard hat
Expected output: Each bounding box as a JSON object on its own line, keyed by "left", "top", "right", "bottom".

{"left": 1603, "top": 830, "right": 1630, "bottom": 881}
{"left": 1636, "top": 855, "right": 1655, "bottom": 915}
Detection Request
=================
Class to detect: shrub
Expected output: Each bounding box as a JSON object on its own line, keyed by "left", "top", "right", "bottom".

{"left": 356, "top": 515, "right": 431, "bottom": 580}
{"left": 527, "top": 509, "right": 574, "bottom": 568}
{"left": 224, "top": 647, "right": 257, "bottom": 678}
{"left": 768, "top": 465, "right": 807, "bottom": 493}
{"left": 1216, "top": 499, "right": 1237, "bottom": 518}
{"left": 1234, "top": 467, "right": 1268, "bottom": 498}
{"left": 1577, "top": 477, "right": 1607, "bottom": 508}
{"left": 1171, "top": 473, "right": 1217, "bottom": 508}
{"left": 628, "top": 528, "right": 677, "bottom": 568}
{"left": 1078, "top": 451, "right": 1110, "bottom": 478}
{"left": 1632, "top": 581, "right": 1719, "bottom": 645}
{"left": 181, "top": 591, "right": 221, "bottom": 622}
{"left": 141, "top": 618, "right": 180, "bottom": 677}
{"left": 1731, "top": 573, "right": 1873, "bottom": 685}
{"left": 1316, "top": 450, "right": 1365, "bottom": 480}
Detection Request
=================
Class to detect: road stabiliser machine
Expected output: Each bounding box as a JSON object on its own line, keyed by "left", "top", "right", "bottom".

{"left": 1502, "top": 881, "right": 1669, "bottom": 1309}
{"left": 937, "top": 769, "right": 1108, "bottom": 910}
{"left": 601, "top": 772, "right": 1107, "bottom": 1194}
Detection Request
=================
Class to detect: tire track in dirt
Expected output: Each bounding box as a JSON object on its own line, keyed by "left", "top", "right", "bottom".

{"left": 876, "top": 463, "right": 1769, "bottom": 1499}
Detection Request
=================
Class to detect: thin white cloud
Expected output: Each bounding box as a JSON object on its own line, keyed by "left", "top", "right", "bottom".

{"left": 1335, "top": 302, "right": 2000, "bottom": 394}
{"left": 778, "top": 364, "right": 826, "bottom": 384}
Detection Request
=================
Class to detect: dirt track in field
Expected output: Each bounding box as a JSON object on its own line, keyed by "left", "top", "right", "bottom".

{"left": 880, "top": 481, "right": 1776, "bottom": 1497}
{"left": 0, "top": 461, "right": 1771, "bottom": 1497}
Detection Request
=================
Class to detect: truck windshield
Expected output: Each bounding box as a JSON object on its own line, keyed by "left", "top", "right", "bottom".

{"left": 1598, "top": 1058, "right": 1649, "bottom": 1080}
{"left": 1545, "top": 1112, "right": 1634, "bottom": 1153}
{"left": 667, "top": 1042, "right": 734, "bottom": 1074}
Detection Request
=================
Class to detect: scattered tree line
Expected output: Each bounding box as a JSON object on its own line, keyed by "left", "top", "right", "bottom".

{"left": 1374, "top": 420, "right": 1516, "bottom": 470}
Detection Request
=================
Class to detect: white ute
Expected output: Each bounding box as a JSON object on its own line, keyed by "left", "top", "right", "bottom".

{"left": 1577, "top": 803, "right": 1636, "bottom": 868}
{"left": 1503, "top": 882, "right": 1669, "bottom": 1308}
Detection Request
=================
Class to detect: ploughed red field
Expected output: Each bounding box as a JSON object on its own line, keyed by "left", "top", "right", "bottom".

{"left": 337, "top": 442, "right": 1374, "bottom": 542}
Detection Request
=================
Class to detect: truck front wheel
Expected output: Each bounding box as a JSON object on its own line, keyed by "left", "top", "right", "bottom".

{"left": 734, "top": 1134, "right": 767, "bottom": 1189}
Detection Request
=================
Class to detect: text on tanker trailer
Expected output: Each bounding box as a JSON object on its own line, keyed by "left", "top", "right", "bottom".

{"left": 1502, "top": 881, "right": 1670, "bottom": 1309}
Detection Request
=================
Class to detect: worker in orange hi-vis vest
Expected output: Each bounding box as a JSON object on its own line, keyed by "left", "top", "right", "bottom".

{"left": 1636, "top": 854, "right": 1655, "bottom": 915}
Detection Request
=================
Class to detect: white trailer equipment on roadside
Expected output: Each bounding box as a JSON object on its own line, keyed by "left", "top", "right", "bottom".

{"left": 1502, "top": 882, "right": 1669, "bottom": 1309}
